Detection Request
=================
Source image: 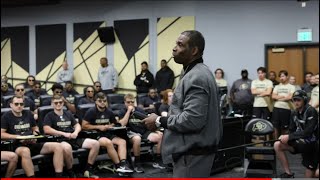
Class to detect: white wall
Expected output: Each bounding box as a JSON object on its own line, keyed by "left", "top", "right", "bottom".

{"left": 2, "top": 0, "right": 319, "bottom": 87}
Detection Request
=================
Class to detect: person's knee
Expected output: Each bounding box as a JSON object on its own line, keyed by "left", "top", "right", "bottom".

{"left": 274, "top": 141, "right": 281, "bottom": 151}
{"left": 16, "top": 147, "right": 31, "bottom": 158}
{"left": 99, "top": 138, "right": 113, "bottom": 148}
{"left": 61, "top": 143, "right": 72, "bottom": 153}
{"left": 8, "top": 152, "right": 18, "bottom": 162}
{"left": 132, "top": 136, "right": 141, "bottom": 145}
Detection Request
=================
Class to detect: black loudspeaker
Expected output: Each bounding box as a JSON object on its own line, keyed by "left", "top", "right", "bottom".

{"left": 97, "top": 27, "right": 115, "bottom": 43}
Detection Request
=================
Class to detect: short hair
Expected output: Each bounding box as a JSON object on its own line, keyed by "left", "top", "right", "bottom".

{"left": 51, "top": 95, "right": 63, "bottom": 102}
{"left": 257, "top": 67, "right": 267, "bottom": 73}
{"left": 305, "top": 72, "right": 313, "bottom": 76}
{"left": 269, "top": 71, "right": 276, "bottom": 75}
{"left": 51, "top": 83, "right": 63, "bottom": 92}
{"left": 34, "top": 81, "right": 41, "bottom": 87}
{"left": 94, "top": 81, "right": 101, "bottom": 85}
{"left": 94, "top": 92, "right": 106, "bottom": 101}
{"left": 161, "top": 89, "right": 173, "bottom": 105}
{"left": 124, "top": 93, "right": 135, "bottom": 100}
{"left": 11, "top": 95, "right": 23, "bottom": 103}
{"left": 100, "top": 57, "right": 107, "bottom": 61}
{"left": 141, "top": 61, "right": 148, "bottom": 67}
{"left": 65, "top": 81, "right": 73, "bottom": 85}
{"left": 278, "top": 70, "right": 288, "bottom": 77}
{"left": 181, "top": 30, "right": 205, "bottom": 56}
{"left": 15, "top": 83, "right": 24, "bottom": 89}
{"left": 161, "top": 59, "right": 167, "bottom": 63}
{"left": 214, "top": 68, "right": 225, "bottom": 78}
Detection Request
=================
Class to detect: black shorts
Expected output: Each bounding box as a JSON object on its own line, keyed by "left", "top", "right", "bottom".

{"left": 14, "top": 142, "right": 45, "bottom": 157}
{"left": 272, "top": 107, "right": 291, "bottom": 129}
{"left": 252, "top": 107, "right": 271, "bottom": 120}
{"left": 142, "top": 130, "right": 152, "bottom": 140}
{"left": 64, "top": 138, "right": 86, "bottom": 150}
{"left": 98, "top": 132, "right": 117, "bottom": 141}
{"left": 288, "top": 140, "right": 319, "bottom": 170}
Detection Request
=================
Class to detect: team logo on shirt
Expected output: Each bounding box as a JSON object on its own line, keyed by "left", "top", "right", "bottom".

{"left": 240, "top": 83, "right": 249, "bottom": 90}
{"left": 252, "top": 121, "right": 267, "bottom": 132}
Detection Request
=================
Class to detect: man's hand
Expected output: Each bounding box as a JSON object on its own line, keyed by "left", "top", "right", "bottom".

{"left": 142, "top": 113, "right": 158, "bottom": 131}
{"left": 279, "top": 135, "right": 289, "bottom": 144}
{"left": 63, "top": 132, "right": 72, "bottom": 139}
{"left": 127, "top": 105, "right": 135, "bottom": 112}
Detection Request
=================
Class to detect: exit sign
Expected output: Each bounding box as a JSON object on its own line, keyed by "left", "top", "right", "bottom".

{"left": 297, "top": 28, "right": 312, "bottom": 42}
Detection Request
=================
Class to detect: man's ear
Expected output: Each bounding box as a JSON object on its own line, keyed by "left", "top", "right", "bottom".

{"left": 191, "top": 47, "right": 199, "bottom": 56}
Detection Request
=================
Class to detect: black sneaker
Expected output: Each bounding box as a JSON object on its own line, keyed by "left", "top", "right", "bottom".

{"left": 279, "top": 172, "right": 294, "bottom": 178}
{"left": 134, "top": 164, "right": 145, "bottom": 173}
{"left": 68, "top": 171, "right": 77, "bottom": 178}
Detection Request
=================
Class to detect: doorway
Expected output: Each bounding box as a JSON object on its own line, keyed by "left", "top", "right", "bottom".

{"left": 265, "top": 43, "right": 319, "bottom": 86}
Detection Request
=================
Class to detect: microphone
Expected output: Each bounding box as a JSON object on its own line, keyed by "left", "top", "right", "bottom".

{"left": 132, "top": 110, "right": 148, "bottom": 120}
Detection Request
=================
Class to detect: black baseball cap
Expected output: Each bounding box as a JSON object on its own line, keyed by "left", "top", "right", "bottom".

{"left": 241, "top": 69, "right": 248, "bottom": 74}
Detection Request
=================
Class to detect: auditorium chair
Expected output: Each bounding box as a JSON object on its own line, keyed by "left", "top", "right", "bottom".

{"left": 2, "top": 95, "right": 14, "bottom": 108}
{"left": 39, "top": 94, "right": 52, "bottom": 107}
{"left": 106, "top": 94, "right": 126, "bottom": 116}
{"left": 244, "top": 118, "right": 276, "bottom": 178}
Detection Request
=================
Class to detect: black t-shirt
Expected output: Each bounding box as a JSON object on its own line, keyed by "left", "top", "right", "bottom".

{"left": 158, "top": 103, "right": 169, "bottom": 114}
{"left": 83, "top": 106, "right": 117, "bottom": 126}
{"left": 139, "top": 96, "right": 159, "bottom": 114}
{"left": 43, "top": 110, "right": 77, "bottom": 133}
{"left": 63, "top": 90, "right": 79, "bottom": 104}
{"left": 78, "top": 97, "right": 95, "bottom": 106}
{"left": 1, "top": 110, "right": 36, "bottom": 135}
{"left": 118, "top": 107, "right": 147, "bottom": 135}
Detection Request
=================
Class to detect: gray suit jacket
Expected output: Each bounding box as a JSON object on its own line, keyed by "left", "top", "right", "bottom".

{"left": 162, "top": 62, "right": 223, "bottom": 164}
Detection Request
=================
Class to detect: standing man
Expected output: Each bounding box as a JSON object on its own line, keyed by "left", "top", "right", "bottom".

{"left": 268, "top": 71, "right": 279, "bottom": 86}
{"left": 271, "top": 70, "right": 295, "bottom": 139}
{"left": 97, "top": 57, "right": 118, "bottom": 95}
{"left": 251, "top": 67, "right": 273, "bottom": 120}
{"left": 274, "top": 90, "right": 318, "bottom": 178}
{"left": 134, "top": 62, "right": 154, "bottom": 94}
{"left": 143, "top": 30, "right": 222, "bottom": 177}
{"left": 309, "top": 73, "right": 319, "bottom": 112}
{"left": 57, "top": 61, "right": 73, "bottom": 86}
{"left": 229, "top": 69, "right": 254, "bottom": 115}
{"left": 301, "top": 72, "right": 314, "bottom": 97}
{"left": 155, "top": 59, "right": 175, "bottom": 93}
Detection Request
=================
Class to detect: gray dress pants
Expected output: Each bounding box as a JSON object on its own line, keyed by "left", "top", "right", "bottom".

{"left": 173, "top": 153, "right": 215, "bottom": 177}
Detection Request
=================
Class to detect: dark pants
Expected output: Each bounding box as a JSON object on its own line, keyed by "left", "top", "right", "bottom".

{"left": 173, "top": 154, "right": 215, "bottom": 177}
{"left": 252, "top": 107, "right": 271, "bottom": 120}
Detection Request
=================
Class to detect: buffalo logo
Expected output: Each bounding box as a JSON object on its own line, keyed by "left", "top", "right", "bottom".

{"left": 252, "top": 121, "right": 267, "bottom": 132}
{"left": 101, "top": 115, "right": 105, "bottom": 119}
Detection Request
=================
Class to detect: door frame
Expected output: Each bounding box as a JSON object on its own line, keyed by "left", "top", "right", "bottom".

{"left": 264, "top": 42, "right": 319, "bottom": 74}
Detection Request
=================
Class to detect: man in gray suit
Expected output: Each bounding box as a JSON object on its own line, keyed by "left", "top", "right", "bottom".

{"left": 143, "top": 30, "right": 222, "bottom": 177}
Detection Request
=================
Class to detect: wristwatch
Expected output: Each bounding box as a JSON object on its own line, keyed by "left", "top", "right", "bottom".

{"left": 155, "top": 116, "right": 161, "bottom": 128}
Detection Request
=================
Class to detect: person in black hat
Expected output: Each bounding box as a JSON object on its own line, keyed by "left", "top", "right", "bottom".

{"left": 274, "top": 90, "right": 319, "bottom": 178}
{"left": 229, "top": 69, "right": 254, "bottom": 115}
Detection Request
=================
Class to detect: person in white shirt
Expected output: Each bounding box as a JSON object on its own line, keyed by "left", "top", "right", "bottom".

{"left": 288, "top": 75, "right": 301, "bottom": 91}
{"left": 251, "top": 67, "right": 273, "bottom": 120}
{"left": 56, "top": 61, "right": 73, "bottom": 86}
{"left": 214, "top": 68, "right": 227, "bottom": 87}
{"left": 271, "top": 70, "right": 296, "bottom": 138}
{"left": 309, "top": 73, "right": 319, "bottom": 112}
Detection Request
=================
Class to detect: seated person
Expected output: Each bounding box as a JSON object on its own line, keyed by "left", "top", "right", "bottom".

{"left": 23, "top": 75, "right": 36, "bottom": 89}
{"left": 1, "top": 82, "right": 14, "bottom": 96}
{"left": 1, "top": 75, "right": 13, "bottom": 90}
{"left": 81, "top": 92, "right": 133, "bottom": 174}
{"left": 138, "top": 88, "right": 160, "bottom": 114}
{"left": 78, "top": 86, "right": 95, "bottom": 105}
{"left": 158, "top": 89, "right": 173, "bottom": 117}
{"left": 62, "top": 81, "right": 79, "bottom": 104}
{"left": 274, "top": 90, "right": 319, "bottom": 178}
{"left": 93, "top": 81, "right": 102, "bottom": 95}
{"left": 1, "top": 151, "right": 18, "bottom": 177}
{"left": 42, "top": 83, "right": 76, "bottom": 114}
{"left": 25, "top": 81, "right": 47, "bottom": 108}
{"left": 119, "top": 93, "right": 165, "bottom": 173}
{"left": 1, "top": 95, "right": 65, "bottom": 177}
{"left": 43, "top": 95, "right": 100, "bottom": 178}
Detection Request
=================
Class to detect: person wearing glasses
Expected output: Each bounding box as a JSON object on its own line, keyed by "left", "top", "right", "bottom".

{"left": 93, "top": 81, "right": 102, "bottom": 95}
{"left": 138, "top": 87, "right": 160, "bottom": 114}
{"left": 43, "top": 95, "right": 100, "bottom": 178}
{"left": 23, "top": 75, "right": 36, "bottom": 90}
{"left": 62, "top": 81, "right": 79, "bottom": 105}
{"left": 1, "top": 95, "right": 65, "bottom": 177}
{"left": 78, "top": 86, "right": 95, "bottom": 105}
{"left": 8, "top": 84, "right": 35, "bottom": 112}
{"left": 1, "top": 82, "right": 14, "bottom": 96}
{"left": 1, "top": 75, "right": 13, "bottom": 90}
{"left": 274, "top": 90, "right": 319, "bottom": 178}
{"left": 25, "top": 81, "right": 48, "bottom": 108}
{"left": 118, "top": 93, "right": 165, "bottom": 173}
{"left": 49, "top": 83, "right": 76, "bottom": 114}
{"left": 82, "top": 92, "right": 133, "bottom": 174}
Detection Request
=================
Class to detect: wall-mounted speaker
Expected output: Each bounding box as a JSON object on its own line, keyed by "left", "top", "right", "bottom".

{"left": 97, "top": 26, "right": 115, "bottom": 44}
